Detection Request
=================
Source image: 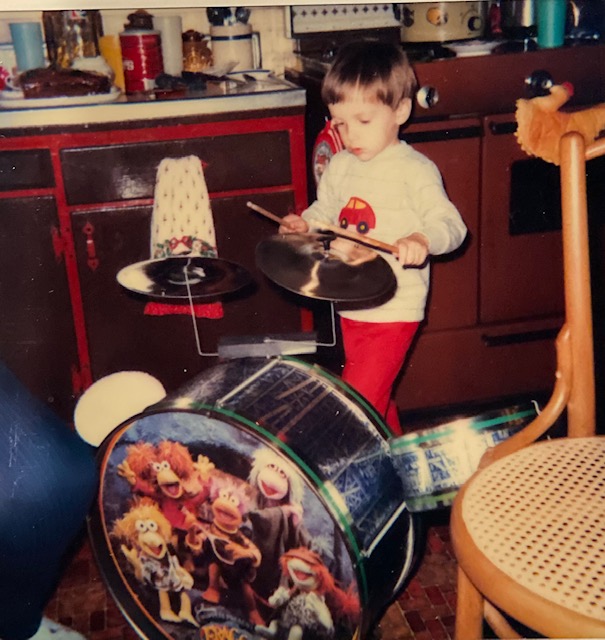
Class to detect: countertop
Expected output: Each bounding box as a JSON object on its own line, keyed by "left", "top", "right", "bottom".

{"left": 0, "top": 75, "right": 305, "bottom": 129}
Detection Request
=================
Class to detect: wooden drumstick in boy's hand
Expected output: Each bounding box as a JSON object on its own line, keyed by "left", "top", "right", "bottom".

{"left": 308, "top": 218, "right": 398, "bottom": 255}
{"left": 246, "top": 201, "right": 285, "bottom": 225}
{"left": 246, "top": 201, "right": 307, "bottom": 234}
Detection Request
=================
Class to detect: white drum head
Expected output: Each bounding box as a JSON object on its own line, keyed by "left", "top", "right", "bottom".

{"left": 74, "top": 371, "right": 166, "bottom": 446}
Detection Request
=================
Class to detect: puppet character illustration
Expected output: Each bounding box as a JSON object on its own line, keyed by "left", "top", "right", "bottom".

{"left": 112, "top": 497, "right": 198, "bottom": 627}
{"left": 117, "top": 440, "right": 215, "bottom": 534}
{"left": 199, "top": 482, "right": 264, "bottom": 626}
{"left": 263, "top": 547, "right": 360, "bottom": 640}
{"left": 248, "top": 448, "right": 304, "bottom": 519}
{"left": 247, "top": 448, "right": 310, "bottom": 600}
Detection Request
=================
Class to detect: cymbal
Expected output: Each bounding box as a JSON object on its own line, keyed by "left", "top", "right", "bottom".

{"left": 255, "top": 232, "right": 397, "bottom": 302}
{"left": 117, "top": 256, "right": 252, "bottom": 300}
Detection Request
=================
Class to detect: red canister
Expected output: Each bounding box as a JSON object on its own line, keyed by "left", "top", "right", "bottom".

{"left": 119, "top": 29, "right": 164, "bottom": 94}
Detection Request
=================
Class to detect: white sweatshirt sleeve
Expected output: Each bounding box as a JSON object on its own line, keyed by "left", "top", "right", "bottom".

{"left": 411, "top": 160, "right": 467, "bottom": 256}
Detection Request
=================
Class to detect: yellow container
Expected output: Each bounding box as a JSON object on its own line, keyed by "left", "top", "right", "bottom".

{"left": 98, "top": 34, "right": 125, "bottom": 91}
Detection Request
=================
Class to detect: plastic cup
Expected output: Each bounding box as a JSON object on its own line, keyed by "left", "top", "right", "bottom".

{"left": 9, "top": 22, "right": 45, "bottom": 71}
{"left": 536, "top": 0, "right": 567, "bottom": 48}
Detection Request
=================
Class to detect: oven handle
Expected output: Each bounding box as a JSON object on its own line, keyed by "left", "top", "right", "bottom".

{"left": 401, "top": 125, "right": 482, "bottom": 144}
{"left": 488, "top": 121, "right": 518, "bottom": 136}
{"left": 482, "top": 327, "right": 559, "bottom": 347}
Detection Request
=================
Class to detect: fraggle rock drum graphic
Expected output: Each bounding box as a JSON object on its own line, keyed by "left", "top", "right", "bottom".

{"left": 90, "top": 357, "right": 418, "bottom": 640}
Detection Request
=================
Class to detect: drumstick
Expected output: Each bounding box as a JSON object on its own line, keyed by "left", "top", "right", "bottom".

{"left": 246, "top": 201, "right": 285, "bottom": 226}
{"left": 308, "top": 218, "right": 398, "bottom": 255}
{"left": 247, "top": 201, "right": 398, "bottom": 255}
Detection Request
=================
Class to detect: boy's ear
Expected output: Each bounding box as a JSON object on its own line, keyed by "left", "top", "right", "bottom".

{"left": 396, "top": 98, "right": 412, "bottom": 125}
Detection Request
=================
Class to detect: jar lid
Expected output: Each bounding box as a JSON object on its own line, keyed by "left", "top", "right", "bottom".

{"left": 126, "top": 9, "right": 154, "bottom": 30}
{"left": 182, "top": 29, "right": 205, "bottom": 42}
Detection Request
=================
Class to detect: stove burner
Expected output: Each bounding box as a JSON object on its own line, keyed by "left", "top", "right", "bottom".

{"left": 400, "top": 42, "right": 456, "bottom": 63}
{"left": 296, "top": 39, "right": 459, "bottom": 75}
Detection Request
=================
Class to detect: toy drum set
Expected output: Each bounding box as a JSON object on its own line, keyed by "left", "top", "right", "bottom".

{"left": 90, "top": 201, "right": 537, "bottom": 638}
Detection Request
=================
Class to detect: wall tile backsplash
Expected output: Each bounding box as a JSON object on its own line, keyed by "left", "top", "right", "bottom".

{"left": 288, "top": 4, "right": 400, "bottom": 35}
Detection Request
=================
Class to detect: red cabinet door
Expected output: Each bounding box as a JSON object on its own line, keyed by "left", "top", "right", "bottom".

{"left": 0, "top": 196, "right": 79, "bottom": 420}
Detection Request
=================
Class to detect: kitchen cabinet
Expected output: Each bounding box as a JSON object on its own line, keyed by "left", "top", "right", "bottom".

{"left": 0, "top": 92, "right": 308, "bottom": 420}
{"left": 0, "top": 193, "right": 78, "bottom": 419}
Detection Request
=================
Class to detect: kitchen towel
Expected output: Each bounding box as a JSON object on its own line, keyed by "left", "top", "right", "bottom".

{"left": 145, "top": 155, "right": 223, "bottom": 318}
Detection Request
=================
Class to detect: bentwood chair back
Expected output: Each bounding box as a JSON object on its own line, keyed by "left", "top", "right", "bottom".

{"left": 450, "top": 131, "right": 605, "bottom": 639}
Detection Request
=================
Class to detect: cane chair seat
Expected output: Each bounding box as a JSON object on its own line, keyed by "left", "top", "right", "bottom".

{"left": 451, "top": 132, "right": 605, "bottom": 639}
{"left": 453, "top": 437, "right": 605, "bottom": 637}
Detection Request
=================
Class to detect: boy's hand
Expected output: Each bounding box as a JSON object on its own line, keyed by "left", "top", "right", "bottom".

{"left": 395, "top": 233, "right": 430, "bottom": 266}
{"left": 279, "top": 214, "right": 309, "bottom": 234}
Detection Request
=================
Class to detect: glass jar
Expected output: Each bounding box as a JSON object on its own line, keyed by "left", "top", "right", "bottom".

{"left": 42, "top": 10, "right": 102, "bottom": 69}
{"left": 182, "top": 30, "right": 213, "bottom": 72}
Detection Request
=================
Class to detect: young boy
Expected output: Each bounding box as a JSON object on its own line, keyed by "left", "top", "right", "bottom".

{"left": 280, "top": 40, "right": 467, "bottom": 436}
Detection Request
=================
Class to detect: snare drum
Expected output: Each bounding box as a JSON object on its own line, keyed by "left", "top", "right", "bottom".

{"left": 90, "top": 357, "right": 417, "bottom": 639}
{"left": 390, "top": 403, "right": 539, "bottom": 512}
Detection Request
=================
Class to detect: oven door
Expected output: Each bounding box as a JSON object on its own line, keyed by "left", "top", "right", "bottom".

{"left": 480, "top": 112, "right": 565, "bottom": 325}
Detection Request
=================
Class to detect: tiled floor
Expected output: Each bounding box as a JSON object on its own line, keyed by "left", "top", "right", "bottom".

{"left": 44, "top": 509, "right": 457, "bottom": 640}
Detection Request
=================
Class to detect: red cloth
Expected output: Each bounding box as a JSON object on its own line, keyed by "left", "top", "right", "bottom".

{"left": 340, "top": 317, "right": 420, "bottom": 437}
{"left": 144, "top": 301, "right": 223, "bottom": 318}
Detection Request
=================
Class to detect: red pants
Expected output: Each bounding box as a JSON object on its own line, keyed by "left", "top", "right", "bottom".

{"left": 340, "top": 317, "right": 420, "bottom": 437}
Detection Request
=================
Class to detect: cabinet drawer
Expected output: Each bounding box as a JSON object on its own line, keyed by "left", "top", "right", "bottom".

{"left": 0, "top": 150, "right": 54, "bottom": 191}
{"left": 395, "top": 319, "right": 560, "bottom": 412}
{"left": 61, "top": 131, "right": 292, "bottom": 205}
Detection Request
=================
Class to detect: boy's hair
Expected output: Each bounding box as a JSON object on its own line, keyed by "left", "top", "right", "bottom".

{"left": 321, "top": 40, "right": 417, "bottom": 109}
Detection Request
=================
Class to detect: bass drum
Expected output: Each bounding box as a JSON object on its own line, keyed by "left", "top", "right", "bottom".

{"left": 89, "top": 357, "right": 418, "bottom": 640}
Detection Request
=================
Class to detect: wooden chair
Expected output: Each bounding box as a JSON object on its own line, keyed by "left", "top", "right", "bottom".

{"left": 450, "top": 131, "right": 605, "bottom": 639}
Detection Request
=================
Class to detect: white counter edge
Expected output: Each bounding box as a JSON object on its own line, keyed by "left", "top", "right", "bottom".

{"left": 0, "top": 88, "right": 306, "bottom": 129}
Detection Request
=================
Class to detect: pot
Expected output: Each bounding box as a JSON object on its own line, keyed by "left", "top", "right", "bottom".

{"left": 500, "top": 0, "right": 537, "bottom": 38}
{"left": 398, "top": 2, "right": 488, "bottom": 42}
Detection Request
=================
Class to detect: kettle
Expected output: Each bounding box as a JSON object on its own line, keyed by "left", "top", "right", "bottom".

{"left": 209, "top": 23, "right": 261, "bottom": 71}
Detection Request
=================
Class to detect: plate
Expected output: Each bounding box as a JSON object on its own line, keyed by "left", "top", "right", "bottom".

{"left": 0, "top": 87, "right": 121, "bottom": 109}
{"left": 446, "top": 40, "right": 500, "bottom": 57}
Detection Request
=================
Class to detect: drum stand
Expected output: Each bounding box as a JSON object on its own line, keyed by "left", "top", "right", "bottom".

{"left": 216, "top": 301, "right": 338, "bottom": 359}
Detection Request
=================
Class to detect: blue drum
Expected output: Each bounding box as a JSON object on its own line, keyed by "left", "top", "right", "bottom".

{"left": 90, "top": 357, "right": 417, "bottom": 640}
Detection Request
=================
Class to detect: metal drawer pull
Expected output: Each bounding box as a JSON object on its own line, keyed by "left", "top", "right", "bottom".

{"left": 482, "top": 327, "right": 559, "bottom": 346}
{"left": 402, "top": 125, "right": 482, "bottom": 144}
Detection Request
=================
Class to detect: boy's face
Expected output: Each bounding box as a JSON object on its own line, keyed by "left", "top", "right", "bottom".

{"left": 329, "top": 87, "right": 411, "bottom": 162}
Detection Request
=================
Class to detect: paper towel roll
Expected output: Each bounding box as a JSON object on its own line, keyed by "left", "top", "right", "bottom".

{"left": 152, "top": 14, "right": 183, "bottom": 76}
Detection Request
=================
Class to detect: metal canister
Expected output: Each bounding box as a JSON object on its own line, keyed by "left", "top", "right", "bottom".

{"left": 119, "top": 29, "right": 163, "bottom": 94}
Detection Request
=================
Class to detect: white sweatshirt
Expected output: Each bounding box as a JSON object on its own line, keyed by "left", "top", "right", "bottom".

{"left": 302, "top": 141, "right": 467, "bottom": 323}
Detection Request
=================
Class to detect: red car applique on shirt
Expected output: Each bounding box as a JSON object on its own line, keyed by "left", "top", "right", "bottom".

{"left": 339, "top": 197, "right": 376, "bottom": 234}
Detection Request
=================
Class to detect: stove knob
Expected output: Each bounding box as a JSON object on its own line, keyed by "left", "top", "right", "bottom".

{"left": 468, "top": 15, "right": 484, "bottom": 32}
{"left": 524, "top": 70, "right": 554, "bottom": 97}
{"left": 417, "top": 85, "right": 439, "bottom": 109}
